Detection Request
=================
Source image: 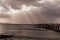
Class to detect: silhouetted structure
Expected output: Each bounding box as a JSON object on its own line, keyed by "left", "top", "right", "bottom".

{"left": 35, "top": 24, "right": 60, "bottom": 32}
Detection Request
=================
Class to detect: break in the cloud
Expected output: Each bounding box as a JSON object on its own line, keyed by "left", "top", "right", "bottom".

{"left": 0, "top": 0, "right": 60, "bottom": 24}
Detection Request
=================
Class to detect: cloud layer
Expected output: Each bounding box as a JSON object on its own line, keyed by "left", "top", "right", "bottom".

{"left": 0, "top": 0, "right": 60, "bottom": 24}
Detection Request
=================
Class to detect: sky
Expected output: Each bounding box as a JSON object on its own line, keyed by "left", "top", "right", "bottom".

{"left": 0, "top": 0, "right": 60, "bottom": 24}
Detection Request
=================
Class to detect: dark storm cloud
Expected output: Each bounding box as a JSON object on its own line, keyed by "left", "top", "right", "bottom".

{"left": 40, "top": 0, "right": 60, "bottom": 18}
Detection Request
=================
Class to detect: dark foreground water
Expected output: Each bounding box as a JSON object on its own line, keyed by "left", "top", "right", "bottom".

{"left": 0, "top": 24, "right": 60, "bottom": 40}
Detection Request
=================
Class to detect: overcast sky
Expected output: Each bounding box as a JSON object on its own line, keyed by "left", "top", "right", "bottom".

{"left": 0, "top": 0, "right": 60, "bottom": 24}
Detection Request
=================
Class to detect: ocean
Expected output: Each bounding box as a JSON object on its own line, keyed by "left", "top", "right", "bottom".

{"left": 0, "top": 24, "right": 59, "bottom": 40}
